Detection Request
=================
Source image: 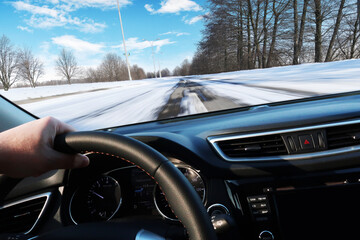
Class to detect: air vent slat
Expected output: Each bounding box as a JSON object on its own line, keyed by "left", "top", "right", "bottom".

{"left": 327, "top": 127, "right": 360, "bottom": 136}
{"left": 327, "top": 123, "right": 360, "bottom": 150}
{"left": 0, "top": 195, "right": 48, "bottom": 234}
{"left": 216, "top": 134, "right": 287, "bottom": 158}
{"left": 327, "top": 136, "right": 353, "bottom": 141}
{"left": 261, "top": 144, "right": 286, "bottom": 149}
{"left": 224, "top": 139, "right": 282, "bottom": 146}
{"left": 328, "top": 140, "right": 360, "bottom": 148}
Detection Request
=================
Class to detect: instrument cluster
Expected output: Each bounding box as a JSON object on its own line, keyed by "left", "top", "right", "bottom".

{"left": 68, "top": 156, "right": 206, "bottom": 224}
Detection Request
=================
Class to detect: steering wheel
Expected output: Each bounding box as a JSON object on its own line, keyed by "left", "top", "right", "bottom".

{"left": 40, "top": 131, "right": 216, "bottom": 240}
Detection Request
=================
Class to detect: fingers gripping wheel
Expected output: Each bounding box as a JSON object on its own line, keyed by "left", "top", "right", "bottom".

{"left": 54, "top": 131, "right": 217, "bottom": 240}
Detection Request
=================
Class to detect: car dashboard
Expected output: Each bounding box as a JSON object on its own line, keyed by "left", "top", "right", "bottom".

{"left": 2, "top": 91, "right": 360, "bottom": 240}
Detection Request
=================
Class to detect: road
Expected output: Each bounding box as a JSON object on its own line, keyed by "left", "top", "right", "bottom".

{"left": 20, "top": 77, "right": 316, "bottom": 130}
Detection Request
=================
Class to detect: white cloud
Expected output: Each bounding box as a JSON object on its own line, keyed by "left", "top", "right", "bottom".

{"left": 160, "top": 31, "right": 190, "bottom": 37}
{"left": 144, "top": 4, "right": 155, "bottom": 13}
{"left": 11, "top": 1, "right": 110, "bottom": 33}
{"left": 144, "top": 0, "right": 202, "bottom": 14}
{"left": 12, "top": 1, "right": 59, "bottom": 17}
{"left": 58, "top": 0, "right": 131, "bottom": 10}
{"left": 46, "top": 0, "right": 60, "bottom": 4}
{"left": 113, "top": 38, "right": 175, "bottom": 53}
{"left": 184, "top": 15, "right": 203, "bottom": 24}
{"left": 52, "top": 35, "right": 104, "bottom": 54}
{"left": 176, "top": 32, "right": 190, "bottom": 37}
{"left": 26, "top": 14, "right": 107, "bottom": 33}
{"left": 17, "top": 25, "right": 33, "bottom": 33}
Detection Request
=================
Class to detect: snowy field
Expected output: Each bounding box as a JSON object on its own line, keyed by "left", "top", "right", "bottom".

{"left": 1, "top": 59, "right": 360, "bottom": 130}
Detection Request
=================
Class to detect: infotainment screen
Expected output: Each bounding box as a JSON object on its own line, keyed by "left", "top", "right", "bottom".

{"left": 276, "top": 184, "right": 360, "bottom": 240}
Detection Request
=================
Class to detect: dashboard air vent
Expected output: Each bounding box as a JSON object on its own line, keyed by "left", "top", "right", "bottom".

{"left": 216, "top": 134, "right": 287, "bottom": 158}
{"left": 0, "top": 193, "right": 49, "bottom": 234}
{"left": 327, "top": 123, "right": 360, "bottom": 149}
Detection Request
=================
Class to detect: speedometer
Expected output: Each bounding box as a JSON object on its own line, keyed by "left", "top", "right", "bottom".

{"left": 86, "top": 176, "right": 122, "bottom": 221}
{"left": 154, "top": 166, "right": 205, "bottom": 221}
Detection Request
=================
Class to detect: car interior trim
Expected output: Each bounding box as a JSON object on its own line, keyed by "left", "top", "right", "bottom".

{"left": 208, "top": 118, "right": 360, "bottom": 162}
{"left": 0, "top": 192, "right": 51, "bottom": 235}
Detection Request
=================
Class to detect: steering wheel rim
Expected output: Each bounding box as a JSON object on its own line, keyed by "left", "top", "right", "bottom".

{"left": 53, "top": 131, "right": 217, "bottom": 240}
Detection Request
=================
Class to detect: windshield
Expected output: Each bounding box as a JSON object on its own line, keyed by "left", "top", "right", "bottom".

{"left": 1, "top": 0, "right": 360, "bottom": 130}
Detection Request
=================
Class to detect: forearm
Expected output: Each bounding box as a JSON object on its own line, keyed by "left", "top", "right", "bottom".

{"left": 0, "top": 117, "right": 89, "bottom": 178}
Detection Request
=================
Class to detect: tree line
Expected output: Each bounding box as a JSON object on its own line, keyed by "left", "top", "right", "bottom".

{"left": 0, "top": 35, "right": 44, "bottom": 91}
{"left": 85, "top": 52, "right": 151, "bottom": 83}
{"left": 0, "top": 35, "right": 152, "bottom": 91}
{"left": 173, "top": 0, "right": 360, "bottom": 75}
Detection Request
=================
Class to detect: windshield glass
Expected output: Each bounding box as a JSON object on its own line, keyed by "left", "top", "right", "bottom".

{"left": 1, "top": 0, "right": 360, "bottom": 130}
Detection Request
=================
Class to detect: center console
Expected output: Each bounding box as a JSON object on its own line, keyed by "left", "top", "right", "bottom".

{"left": 226, "top": 170, "right": 360, "bottom": 240}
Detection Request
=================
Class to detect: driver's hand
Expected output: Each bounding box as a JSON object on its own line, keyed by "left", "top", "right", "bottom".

{"left": 0, "top": 117, "right": 89, "bottom": 178}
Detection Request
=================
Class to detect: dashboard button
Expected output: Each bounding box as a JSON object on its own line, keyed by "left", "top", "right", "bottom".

{"left": 257, "top": 196, "right": 267, "bottom": 201}
{"left": 251, "top": 203, "right": 267, "bottom": 209}
{"left": 287, "top": 136, "right": 296, "bottom": 151}
{"left": 318, "top": 132, "right": 326, "bottom": 148}
{"left": 260, "top": 209, "right": 269, "bottom": 214}
{"left": 299, "top": 135, "right": 314, "bottom": 150}
{"left": 248, "top": 195, "right": 267, "bottom": 203}
{"left": 248, "top": 197, "right": 258, "bottom": 202}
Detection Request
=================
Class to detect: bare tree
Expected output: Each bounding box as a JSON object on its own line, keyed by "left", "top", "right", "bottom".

{"left": 236, "top": 0, "right": 245, "bottom": 69}
{"left": 56, "top": 48, "right": 79, "bottom": 84}
{"left": 161, "top": 68, "right": 171, "bottom": 77}
{"left": 18, "top": 48, "right": 44, "bottom": 88}
{"left": 84, "top": 53, "right": 136, "bottom": 82}
{"left": 267, "top": 0, "right": 291, "bottom": 67}
{"left": 298, "top": 0, "right": 310, "bottom": 63}
{"left": 351, "top": 0, "right": 360, "bottom": 57}
{"left": 99, "top": 53, "right": 127, "bottom": 81}
{"left": 0, "top": 35, "right": 19, "bottom": 91}
{"left": 262, "top": 0, "right": 270, "bottom": 68}
{"left": 85, "top": 67, "right": 102, "bottom": 82}
{"left": 172, "top": 66, "right": 182, "bottom": 76}
{"left": 313, "top": 0, "right": 323, "bottom": 62}
{"left": 130, "top": 64, "right": 146, "bottom": 80}
{"left": 293, "top": 0, "right": 310, "bottom": 64}
{"left": 325, "top": 0, "right": 346, "bottom": 62}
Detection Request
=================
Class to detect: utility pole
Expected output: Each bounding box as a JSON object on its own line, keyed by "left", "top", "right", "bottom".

{"left": 151, "top": 41, "right": 157, "bottom": 78}
{"left": 117, "top": 0, "right": 132, "bottom": 81}
{"left": 144, "top": 38, "right": 159, "bottom": 78}
{"left": 158, "top": 56, "right": 162, "bottom": 78}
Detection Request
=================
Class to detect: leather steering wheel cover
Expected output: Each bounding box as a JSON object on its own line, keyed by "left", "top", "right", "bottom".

{"left": 55, "top": 131, "right": 217, "bottom": 240}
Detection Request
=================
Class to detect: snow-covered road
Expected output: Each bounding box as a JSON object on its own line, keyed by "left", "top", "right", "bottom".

{"left": 14, "top": 76, "right": 360, "bottom": 130}
{"left": 2, "top": 59, "right": 360, "bottom": 130}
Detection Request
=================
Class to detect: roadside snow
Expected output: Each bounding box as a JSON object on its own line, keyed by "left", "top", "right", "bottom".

{"left": 0, "top": 81, "right": 148, "bottom": 102}
{"left": 20, "top": 78, "right": 178, "bottom": 130}
{"left": 197, "top": 59, "right": 360, "bottom": 95}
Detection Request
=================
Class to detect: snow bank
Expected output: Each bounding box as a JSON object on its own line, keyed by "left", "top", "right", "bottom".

{"left": 198, "top": 59, "right": 360, "bottom": 94}
{"left": 0, "top": 80, "right": 150, "bottom": 102}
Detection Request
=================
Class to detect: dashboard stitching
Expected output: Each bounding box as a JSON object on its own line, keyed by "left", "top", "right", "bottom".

{"left": 82, "top": 151, "right": 187, "bottom": 234}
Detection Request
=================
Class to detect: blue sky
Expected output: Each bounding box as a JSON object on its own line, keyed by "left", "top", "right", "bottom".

{"left": 0, "top": 0, "right": 207, "bottom": 80}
